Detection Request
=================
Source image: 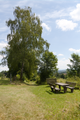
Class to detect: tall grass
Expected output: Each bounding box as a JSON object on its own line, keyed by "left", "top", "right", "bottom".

{"left": 0, "top": 78, "right": 80, "bottom": 119}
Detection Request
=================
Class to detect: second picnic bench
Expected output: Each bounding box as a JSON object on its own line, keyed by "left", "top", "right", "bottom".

{"left": 66, "top": 81, "right": 76, "bottom": 93}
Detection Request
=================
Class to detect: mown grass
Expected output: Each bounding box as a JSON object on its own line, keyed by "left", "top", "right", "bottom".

{"left": 0, "top": 78, "right": 80, "bottom": 120}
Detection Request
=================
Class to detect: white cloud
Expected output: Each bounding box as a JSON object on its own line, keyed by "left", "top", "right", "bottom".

{"left": 70, "top": 4, "right": 80, "bottom": 21}
{"left": 41, "top": 23, "right": 51, "bottom": 32}
{"left": 53, "top": 52, "right": 56, "bottom": 55}
{"left": 58, "top": 59, "right": 70, "bottom": 70}
{"left": 44, "top": 0, "right": 54, "bottom": 1}
{"left": 77, "top": 29, "right": 80, "bottom": 32}
{"left": 58, "top": 54, "right": 64, "bottom": 56}
{"left": 41, "top": 10, "right": 68, "bottom": 20}
{"left": 0, "top": 1, "right": 11, "bottom": 13}
{"left": 63, "top": 58, "right": 66, "bottom": 60}
{"left": 16, "top": 0, "right": 28, "bottom": 7}
{"left": 0, "top": 65, "right": 9, "bottom": 72}
{"left": 69, "top": 48, "right": 80, "bottom": 53}
{"left": 0, "top": 33, "right": 8, "bottom": 40}
{"left": 56, "top": 19, "right": 78, "bottom": 31}
{"left": 5, "top": 38, "right": 7, "bottom": 41}
{"left": 16, "top": 0, "right": 40, "bottom": 8}
{"left": 0, "top": 42, "right": 7, "bottom": 51}
{"left": 0, "top": 27, "right": 8, "bottom": 32}
{"left": 0, "top": 55, "right": 3, "bottom": 60}
{"left": 0, "top": 42, "right": 8, "bottom": 72}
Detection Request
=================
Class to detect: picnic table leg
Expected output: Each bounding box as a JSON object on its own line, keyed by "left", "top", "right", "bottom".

{"left": 59, "top": 85, "right": 61, "bottom": 91}
{"left": 51, "top": 87, "right": 53, "bottom": 92}
{"left": 64, "top": 87, "right": 67, "bottom": 93}
{"left": 71, "top": 89, "right": 74, "bottom": 93}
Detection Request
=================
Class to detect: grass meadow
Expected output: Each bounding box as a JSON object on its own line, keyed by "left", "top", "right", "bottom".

{"left": 0, "top": 78, "right": 80, "bottom": 120}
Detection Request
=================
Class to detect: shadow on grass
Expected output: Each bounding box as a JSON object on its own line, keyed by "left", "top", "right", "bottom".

{"left": 0, "top": 80, "right": 10, "bottom": 85}
{"left": 45, "top": 85, "right": 50, "bottom": 87}
{"left": 75, "top": 87, "right": 79, "bottom": 90}
{"left": 46, "top": 90, "right": 65, "bottom": 94}
{"left": 0, "top": 80, "right": 40, "bottom": 86}
{"left": 46, "top": 87, "right": 74, "bottom": 94}
{"left": 0, "top": 79, "right": 24, "bottom": 85}
{"left": 46, "top": 90, "right": 53, "bottom": 95}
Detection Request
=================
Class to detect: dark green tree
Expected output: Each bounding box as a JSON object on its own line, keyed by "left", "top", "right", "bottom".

{"left": 55, "top": 72, "right": 60, "bottom": 78}
{"left": 0, "top": 6, "right": 49, "bottom": 81}
{"left": 60, "top": 73, "right": 65, "bottom": 79}
{"left": 67, "top": 53, "right": 80, "bottom": 77}
{"left": 39, "top": 51, "right": 58, "bottom": 83}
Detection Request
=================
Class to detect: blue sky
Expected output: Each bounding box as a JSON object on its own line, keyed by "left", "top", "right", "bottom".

{"left": 0, "top": 0, "right": 80, "bottom": 71}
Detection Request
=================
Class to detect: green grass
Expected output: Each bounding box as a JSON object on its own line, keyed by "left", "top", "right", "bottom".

{"left": 0, "top": 78, "right": 80, "bottom": 120}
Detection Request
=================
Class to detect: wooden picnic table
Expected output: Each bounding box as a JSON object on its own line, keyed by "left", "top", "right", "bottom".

{"left": 56, "top": 83, "right": 69, "bottom": 93}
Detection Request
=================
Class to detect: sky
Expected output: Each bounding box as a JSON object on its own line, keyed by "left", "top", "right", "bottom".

{"left": 0, "top": 0, "right": 80, "bottom": 71}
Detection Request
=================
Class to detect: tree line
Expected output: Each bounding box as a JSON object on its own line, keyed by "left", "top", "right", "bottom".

{"left": 0, "top": 6, "right": 57, "bottom": 83}
{"left": 0, "top": 6, "right": 80, "bottom": 83}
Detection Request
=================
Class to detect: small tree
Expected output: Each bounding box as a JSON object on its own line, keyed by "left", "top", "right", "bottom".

{"left": 39, "top": 51, "right": 58, "bottom": 83}
{"left": 60, "top": 73, "right": 65, "bottom": 79}
{"left": 67, "top": 53, "right": 80, "bottom": 77}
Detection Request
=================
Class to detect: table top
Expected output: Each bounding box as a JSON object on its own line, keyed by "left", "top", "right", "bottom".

{"left": 56, "top": 82, "right": 69, "bottom": 86}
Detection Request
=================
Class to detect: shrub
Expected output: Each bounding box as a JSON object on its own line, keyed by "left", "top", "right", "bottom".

{"left": 30, "top": 73, "right": 37, "bottom": 81}
{"left": 36, "top": 75, "right": 41, "bottom": 84}
{"left": 22, "top": 73, "right": 26, "bottom": 80}
{"left": 16, "top": 74, "right": 20, "bottom": 80}
{"left": 49, "top": 75, "right": 56, "bottom": 79}
{"left": 67, "top": 76, "right": 80, "bottom": 88}
{"left": 67, "top": 76, "right": 80, "bottom": 82}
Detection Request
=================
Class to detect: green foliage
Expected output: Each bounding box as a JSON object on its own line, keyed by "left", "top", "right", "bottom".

{"left": 22, "top": 73, "right": 28, "bottom": 81}
{"left": 36, "top": 75, "right": 41, "bottom": 84}
{"left": 0, "top": 6, "right": 49, "bottom": 81}
{"left": 60, "top": 73, "right": 66, "bottom": 79}
{"left": 0, "top": 71, "right": 8, "bottom": 78}
{"left": 16, "top": 74, "right": 20, "bottom": 80}
{"left": 49, "top": 75, "right": 56, "bottom": 79}
{"left": 30, "top": 73, "right": 37, "bottom": 81}
{"left": 57, "top": 78, "right": 66, "bottom": 83}
{"left": 55, "top": 72, "right": 60, "bottom": 78}
{"left": 0, "top": 73, "right": 2, "bottom": 77}
{"left": 25, "top": 77, "right": 29, "bottom": 82}
{"left": 67, "top": 76, "right": 80, "bottom": 88}
{"left": 67, "top": 53, "right": 80, "bottom": 77}
{"left": 67, "top": 77, "right": 75, "bottom": 82}
{"left": 39, "top": 51, "right": 58, "bottom": 83}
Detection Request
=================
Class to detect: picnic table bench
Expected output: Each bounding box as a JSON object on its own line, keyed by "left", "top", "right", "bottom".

{"left": 46, "top": 78, "right": 60, "bottom": 93}
{"left": 66, "top": 81, "right": 76, "bottom": 93}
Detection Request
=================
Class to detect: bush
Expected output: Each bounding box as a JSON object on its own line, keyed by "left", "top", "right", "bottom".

{"left": 30, "top": 73, "right": 37, "bottom": 81}
{"left": 22, "top": 73, "right": 26, "bottom": 80}
{"left": 57, "top": 78, "right": 66, "bottom": 83}
{"left": 67, "top": 76, "right": 80, "bottom": 82}
{"left": 22, "top": 73, "right": 29, "bottom": 82}
{"left": 36, "top": 75, "right": 41, "bottom": 84}
{"left": 67, "top": 76, "right": 80, "bottom": 88}
{"left": 16, "top": 74, "right": 20, "bottom": 80}
{"left": 49, "top": 75, "right": 56, "bottom": 79}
